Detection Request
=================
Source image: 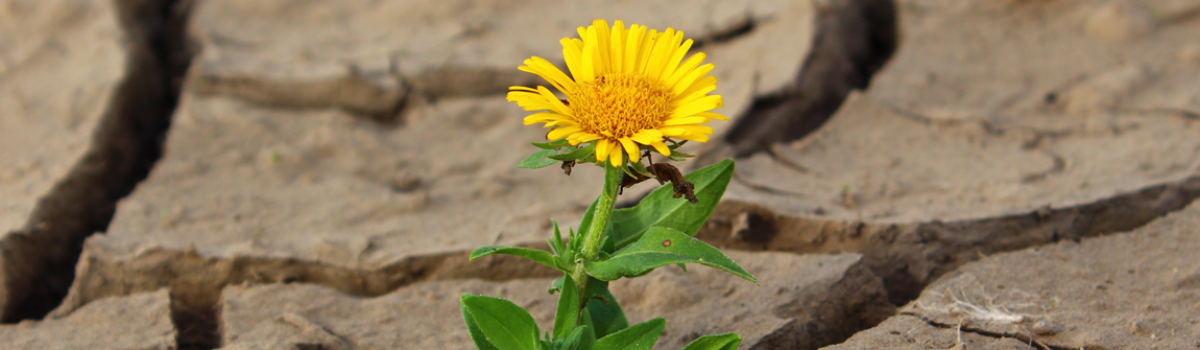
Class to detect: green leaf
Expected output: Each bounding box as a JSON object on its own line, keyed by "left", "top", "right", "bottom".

{"left": 552, "top": 275, "right": 581, "bottom": 339}
{"left": 590, "top": 318, "right": 665, "bottom": 350}
{"left": 584, "top": 227, "right": 757, "bottom": 284}
{"left": 461, "top": 295, "right": 501, "bottom": 350}
{"left": 520, "top": 148, "right": 563, "bottom": 168}
{"left": 560, "top": 325, "right": 588, "bottom": 350}
{"left": 470, "top": 246, "right": 566, "bottom": 272}
{"left": 628, "top": 161, "right": 650, "bottom": 176}
{"left": 579, "top": 313, "right": 597, "bottom": 350}
{"left": 460, "top": 294, "right": 542, "bottom": 350}
{"left": 551, "top": 220, "right": 565, "bottom": 256}
{"left": 548, "top": 143, "right": 596, "bottom": 161}
{"left": 579, "top": 152, "right": 597, "bottom": 164}
{"left": 665, "top": 151, "right": 697, "bottom": 162}
{"left": 583, "top": 279, "right": 628, "bottom": 339}
{"left": 461, "top": 294, "right": 540, "bottom": 350}
{"left": 610, "top": 159, "right": 734, "bottom": 251}
{"left": 533, "top": 138, "right": 571, "bottom": 149}
{"left": 680, "top": 333, "right": 742, "bottom": 350}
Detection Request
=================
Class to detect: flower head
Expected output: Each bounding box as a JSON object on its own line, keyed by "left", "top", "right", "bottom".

{"left": 508, "top": 19, "right": 727, "bottom": 166}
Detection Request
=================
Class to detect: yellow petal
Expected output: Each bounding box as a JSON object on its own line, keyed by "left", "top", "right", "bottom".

{"left": 660, "top": 38, "right": 693, "bottom": 81}
{"left": 623, "top": 25, "right": 647, "bottom": 74}
{"left": 644, "top": 28, "right": 676, "bottom": 77}
{"left": 672, "top": 63, "right": 716, "bottom": 95}
{"left": 659, "top": 126, "right": 714, "bottom": 144}
{"left": 663, "top": 116, "right": 709, "bottom": 126}
{"left": 561, "top": 38, "right": 585, "bottom": 82}
{"left": 665, "top": 52, "right": 706, "bottom": 88}
{"left": 593, "top": 20, "right": 612, "bottom": 74}
{"left": 672, "top": 133, "right": 710, "bottom": 142}
{"left": 579, "top": 29, "right": 597, "bottom": 83}
{"left": 697, "top": 112, "right": 729, "bottom": 121}
{"left": 568, "top": 133, "right": 602, "bottom": 146}
{"left": 619, "top": 137, "right": 640, "bottom": 164}
{"left": 649, "top": 140, "right": 671, "bottom": 156}
{"left": 544, "top": 120, "right": 579, "bottom": 128}
{"left": 595, "top": 138, "right": 611, "bottom": 161}
{"left": 519, "top": 67, "right": 565, "bottom": 94}
{"left": 531, "top": 57, "right": 577, "bottom": 86}
{"left": 669, "top": 95, "right": 722, "bottom": 119}
{"left": 521, "top": 56, "right": 576, "bottom": 93}
{"left": 660, "top": 126, "right": 711, "bottom": 142}
{"left": 523, "top": 112, "right": 572, "bottom": 125}
{"left": 507, "top": 91, "right": 558, "bottom": 111}
{"left": 676, "top": 76, "right": 718, "bottom": 101}
{"left": 609, "top": 144, "right": 624, "bottom": 166}
{"left": 674, "top": 84, "right": 718, "bottom": 106}
{"left": 661, "top": 124, "right": 714, "bottom": 136}
{"left": 630, "top": 129, "right": 663, "bottom": 144}
{"left": 536, "top": 86, "right": 573, "bottom": 115}
{"left": 634, "top": 29, "right": 658, "bottom": 73}
{"left": 610, "top": 20, "right": 625, "bottom": 73}
{"left": 547, "top": 126, "right": 582, "bottom": 140}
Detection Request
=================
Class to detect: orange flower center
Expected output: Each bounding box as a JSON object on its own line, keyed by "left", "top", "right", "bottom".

{"left": 567, "top": 73, "right": 672, "bottom": 139}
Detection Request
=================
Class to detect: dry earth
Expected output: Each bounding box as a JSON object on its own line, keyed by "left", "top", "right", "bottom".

{"left": 0, "top": 0, "right": 1198, "bottom": 349}
{"left": 0, "top": 289, "right": 175, "bottom": 350}
{"left": 824, "top": 200, "right": 1200, "bottom": 350}
{"left": 47, "top": 0, "right": 835, "bottom": 348}
{"left": 695, "top": 0, "right": 1200, "bottom": 303}
{"left": 0, "top": 0, "right": 184, "bottom": 322}
{"left": 216, "top": 252, "right": 891, "bottom": 350}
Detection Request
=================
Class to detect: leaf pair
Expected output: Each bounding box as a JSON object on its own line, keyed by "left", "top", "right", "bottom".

{"left": 520, "top": 140, "right": 597, "bottom": 169}
{"left": 473, "top": 160, "right": 746, "bottom": 283}
{"left": 463, "top": 291, "right": 740, "bottom": 350}
{"left": 459, "top": 275, "right": 627, "bottom": 350}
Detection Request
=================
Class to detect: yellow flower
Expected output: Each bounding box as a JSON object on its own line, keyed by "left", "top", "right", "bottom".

{"left": 508, "top": 19, "right": 727, "bottom": 166}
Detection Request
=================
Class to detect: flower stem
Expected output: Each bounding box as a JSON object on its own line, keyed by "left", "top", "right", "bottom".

{"left": 582, "top": 162, "right": 621, "bottom": 261}
{"left": 571, "top": 161, "right": 622, "bottom": 295}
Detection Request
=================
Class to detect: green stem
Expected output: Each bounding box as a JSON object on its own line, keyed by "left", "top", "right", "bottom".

{"left": 570, "top": 161, "right": 622, "bottom": 300}
{"left": 582, "top": 162, "right": 621, "bottom": 261}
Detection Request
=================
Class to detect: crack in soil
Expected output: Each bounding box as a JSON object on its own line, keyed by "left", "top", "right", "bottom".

{"left": 0, "top": 0, "right": 193, "bottom": 323}
{"left": 720, "top": 0, "right": 897, "bottom": 158}
{"left": 56, "top": 243, "right": 559, "bottom": 350}
{"left": 691, "top": 15, "right": 758, "bottom": 51}
{"left": 191, "top": 10, "right": 768, "bottom": 124}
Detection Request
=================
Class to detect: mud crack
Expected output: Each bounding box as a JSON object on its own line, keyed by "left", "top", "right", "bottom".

{"left": 721, "top": 0, "right": 897, "bottom": 158}
{"left": 0, "top": 0, "right": 194, "bottom": 323}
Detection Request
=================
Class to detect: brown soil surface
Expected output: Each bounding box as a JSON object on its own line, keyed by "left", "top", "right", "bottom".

{"left": 0, "top": 289, "right": 175, "bottom": 350}
{"left": 0, "top": 0, "right": 184, "bottom": 321}
{"left": 695, "top": 0, "right": 1200, "bottom": 303}
{"left": 825, "top": 200, "right": 1200, "bottom": 350}
{"left": 1, "top": 0, "right": 1199, "bottom": 349}
{"left": 218, "top": 252, "right": 891, "bottom": 350}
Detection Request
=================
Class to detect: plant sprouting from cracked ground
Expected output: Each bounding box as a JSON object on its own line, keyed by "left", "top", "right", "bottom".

{"left": 460, "top": 20, "right": 755, "bottom": 350}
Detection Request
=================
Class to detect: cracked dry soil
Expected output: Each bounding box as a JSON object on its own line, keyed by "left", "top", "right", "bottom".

{"left": 2, "top": 0, "right": 1200, "bottom": 350}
